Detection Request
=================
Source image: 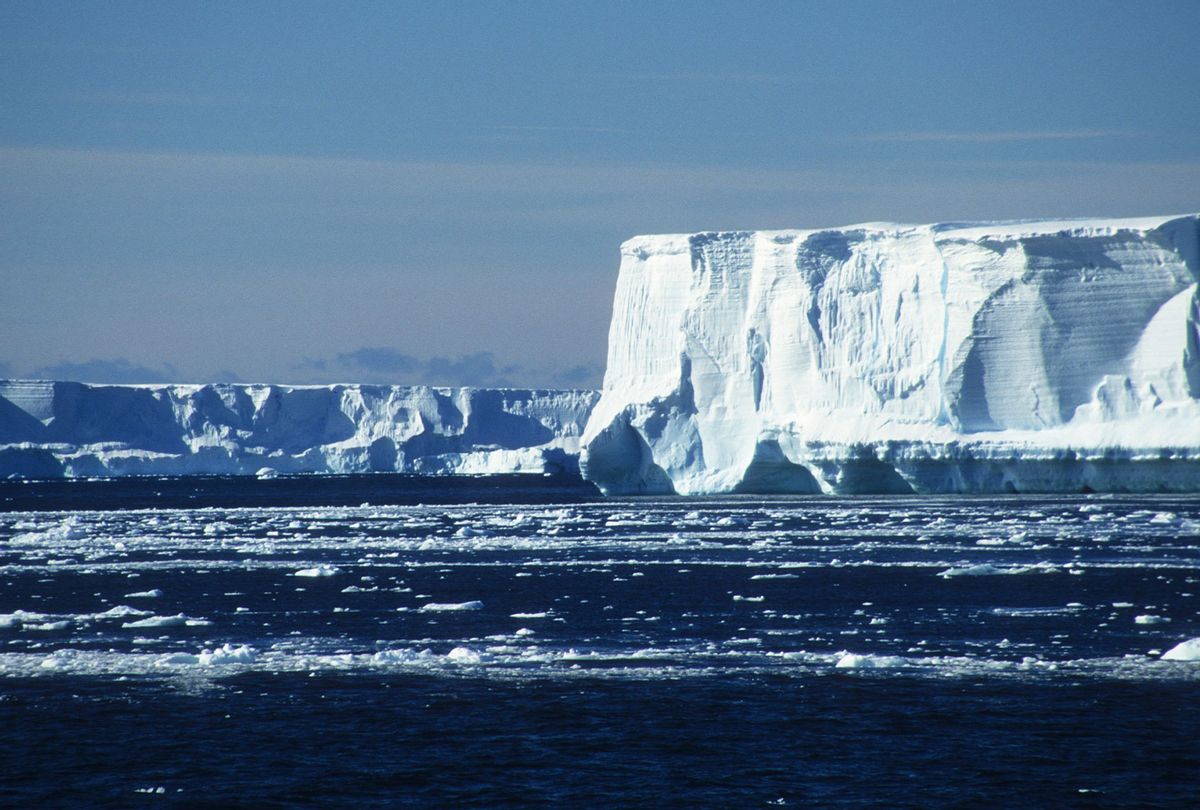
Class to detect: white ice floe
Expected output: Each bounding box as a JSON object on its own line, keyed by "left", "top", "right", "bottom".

{"left": 938, "top": 563, "right": 1059, "bottom": 578}
{"left": 835, "top": 653, "right": 903, "bottom": 669}
{"left": 1134, "top": 614, "right": 1171, "bottom": 625}
{"left": 1160, "top": 638, "right": 1200, "bottom": 661}
{"left": 122, "top": 613, "right": 209, "bottom": 628}
{"left": 445, "top": 647, "right": 485, "bottom": 664}
{"left": 294, "top": 565, "right": 341, "bottom": 578}
{"left": 0, "top": 610, "right": 50, "bottom": 629}
{"left": 420, "top": 601, "right": 484, "bottom": 612}
{"left": 24, "top": 620, "right": 71, "bottom": 631}
{"left": 159, "top": 643, "right": 258, "bottom": 666}
{"left": 124, "top": 589, "right": 164, "bottom": 599}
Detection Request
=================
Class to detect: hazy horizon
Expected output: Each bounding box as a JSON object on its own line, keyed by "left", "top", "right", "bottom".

{"left": 4, "top": 1, "right": 1199, "bottom": 387}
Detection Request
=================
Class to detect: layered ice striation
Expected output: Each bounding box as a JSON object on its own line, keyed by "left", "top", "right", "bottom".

{"left": 581, "top": 214, "right": 1200, "bottom": 494}
{"left": 0, "top": 381, "right": 597, "bottom": 478}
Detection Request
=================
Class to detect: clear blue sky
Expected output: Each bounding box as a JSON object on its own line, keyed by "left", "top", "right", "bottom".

{"left": 3, "top": 1, "right": 1198, "bottom": 387}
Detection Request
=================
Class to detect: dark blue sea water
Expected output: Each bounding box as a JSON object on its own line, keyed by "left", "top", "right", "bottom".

{"left": 1, "top": 475, "right": 1198, "bottom": 807}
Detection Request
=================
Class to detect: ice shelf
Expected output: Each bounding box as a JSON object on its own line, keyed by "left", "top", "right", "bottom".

{"left": 580, "top": 214, "right": 1200, "bottom": 494}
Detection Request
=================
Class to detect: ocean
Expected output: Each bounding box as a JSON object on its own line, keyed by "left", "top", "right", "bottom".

{"left": 1, "top": 475, "right": 1197, "bottom": 807}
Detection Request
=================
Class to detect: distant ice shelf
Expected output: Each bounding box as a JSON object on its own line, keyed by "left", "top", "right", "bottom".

{"left": 0, "top": 381, "right": 598, "bottom": 478}
{"left": 580, "top": 213, "right": 1200, "bottom": 494}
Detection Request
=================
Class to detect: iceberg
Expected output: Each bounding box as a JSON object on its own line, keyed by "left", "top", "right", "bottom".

{"left": 0, "top": 381, "right": 597, "bottom": 478}
{"left": 581, "top": 214, "right": 1200, "bottom": 494}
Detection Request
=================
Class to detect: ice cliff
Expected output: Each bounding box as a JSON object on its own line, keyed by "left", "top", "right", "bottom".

{"left": 0, "top": 381, "right": 597, "bottom": 478}
{"left": 581, "top": 214, "right": 1200, "bottom": 494}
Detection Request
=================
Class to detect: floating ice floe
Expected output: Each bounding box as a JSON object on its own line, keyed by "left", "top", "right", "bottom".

{"left": 1160, "top": 638, "right": 1200, "bottom": 661}
{"left": 122, "top": 614, "right": 210, "bottom": 628}
{"left": 25, "top": 620, "right": 72, "bottom": 631}
{"left": 0, "top": 610, "right": 51, "bottom": 629}
{"left": 445, "top": 647, "right": 484, "bottom": 664}
{"left": 1134, "top": 615, "right": 1171, "bottom": 625}
{"left": 124, "top": 589, "right": 164, "bottom": 599}
{"left": 159, "top": 643, "right": 258, "bottom": 666}
{"left": 294, "top": 565, "right": 341, "bottom": 578}
{"left": 420, "top": 601, "right": 484, "bottom": 612}
{"left": 938, "top": 563, "right": 1058, "bottom": 578}
{"left": 835, "top": 653, "right": 903, "bottom": 669}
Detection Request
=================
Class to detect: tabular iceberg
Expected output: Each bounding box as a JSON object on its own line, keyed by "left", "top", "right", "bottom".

{"left": 581, "top": 214, "right": 1200, "bottom": 494}
{"left": 0, "top": 381, "right": 597, "bottom": 478}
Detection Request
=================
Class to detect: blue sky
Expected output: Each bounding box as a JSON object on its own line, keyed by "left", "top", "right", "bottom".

{"left": 3, "top": 1, "right": 1198, "bottom": 387}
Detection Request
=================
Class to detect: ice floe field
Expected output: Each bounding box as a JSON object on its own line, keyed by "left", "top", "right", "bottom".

{"left": 2, "top": 477, "right": 1198, "bottom": 806}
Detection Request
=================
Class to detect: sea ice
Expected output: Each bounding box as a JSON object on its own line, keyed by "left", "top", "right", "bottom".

{"left": 1160, "top": 638, "right": 1200, "bottom": 661}
{"left": 294, "top": 565, "right": 341, "bottom": 578}
{"left": 445, "top": 647, "right": 484, "bottom": 664}
{"left": 1134, "top": 614, "right": 1171, "bottom": 625}
{"left": 835, "top": 653, "right": 902, "bottom": 669}
{"left": 159, "top": 644, "right": 257, "bottom": 666}
{"left": 420, "top": 601, "right": 484, "bottom": 612}
{"left": 122, "top": 614, "right": 200, "bottom": 628}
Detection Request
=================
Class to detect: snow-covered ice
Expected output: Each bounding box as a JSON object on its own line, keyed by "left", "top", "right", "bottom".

{"left": 122, "top": 614, "right": 209, "bottom": 628}
{"left": 0, "top": 382, "right": 597, "bottom": 478}
{"left": 1160, "top": 638, "right": 1200, "bottom": 661}
{"left": 420, "top": 601, "right": 484, "bottom": 612}
{"left": 582, "top": 214, "right": 1200, "bottom": 494}
{"left": 294, "top": 565, "right": 341, "bottom": 578}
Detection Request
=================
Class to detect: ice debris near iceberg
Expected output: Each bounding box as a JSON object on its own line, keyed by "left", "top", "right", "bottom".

{"left": 581, "top": 214, "right": 1200, "bottom": 494}
{"left": 0, "top": 382, "right": 597, "bottom": 478}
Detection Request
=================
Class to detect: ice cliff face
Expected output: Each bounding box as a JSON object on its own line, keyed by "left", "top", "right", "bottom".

{"left": 581, "top": 214, "right": 1200, "bottom": 494}
{"left": 0, "top": 381, "right": 598, "bottom": 478}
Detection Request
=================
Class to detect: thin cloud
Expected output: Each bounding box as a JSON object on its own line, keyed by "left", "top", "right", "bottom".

{"left": 335, "top": 347, "right": 421, "bottom": 375}
{"left": 299, "top": 348, "right": 601, "bottom": 389}
{"left": 67, "top": 91, "right": 238, "bottom": 107}
{"left": 211, "top": 369, "right": 245, "bottom": 383}
{"left": 609, "top": 71, "right": 814, "bottom": 85}
{"left": 855, "top": 130, "right": 1135, "bottom": 143}
{"left": 29, "top": 358, "right": 178, "bottom": 384}
{"left": 555, "top": 363, "right": 604, "bottom": 388}
{"left": 487, "top": 124, "right": 628, "bottom": 134}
